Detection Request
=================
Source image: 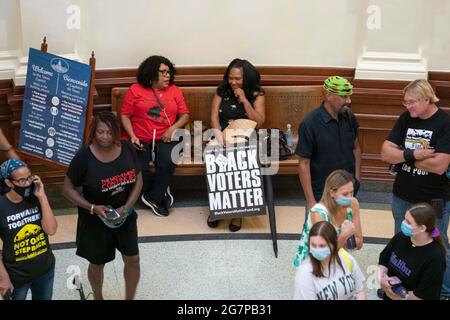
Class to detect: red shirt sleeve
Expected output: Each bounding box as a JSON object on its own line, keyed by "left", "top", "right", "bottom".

{"left": 173, "top": 86, "right": 190, "bottom": 115}
{"left": 120, "top": 85, "right": 137, "bottom": 116}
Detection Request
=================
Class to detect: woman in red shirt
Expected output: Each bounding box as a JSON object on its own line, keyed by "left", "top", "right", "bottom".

{"left": 121, "top": 56, "right": 190, "bottom": 217}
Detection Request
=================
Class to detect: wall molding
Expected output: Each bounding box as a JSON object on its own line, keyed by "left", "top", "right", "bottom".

{"left": 355, "top": 50, "right": 428, "bottom": 81}
{"left": 1, "top": 66, "right": 450, "bottom": 183}
{"left": 12, "top": 52, "right": 84, "bottom": 86}
{"left": 0, "top": 50, "right": 21, "bottom": 80}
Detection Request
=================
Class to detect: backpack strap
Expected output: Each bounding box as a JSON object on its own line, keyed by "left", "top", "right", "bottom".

{"left": 339, "top": 248, "right": 353, "bottom": 273}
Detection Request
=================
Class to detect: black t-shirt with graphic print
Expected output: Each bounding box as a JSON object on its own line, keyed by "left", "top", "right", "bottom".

{"left": 66, "top": 141, "right": 141, "bottom": 219}
{"left": 0, "top": 195, "right": 55, "bottom": 288}
{"left": 379, "top": 232, "right": 446, "bottom": 300}
{"left": 219, "top": 95, "right": 250, "bottom": 130}
{"left": 387, "top": 108, "right": 450, "bottom": 202}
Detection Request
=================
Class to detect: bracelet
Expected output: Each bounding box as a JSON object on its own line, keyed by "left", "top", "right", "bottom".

{"left": 403, "top": 149, "right": 416, "bottom": 163}
{"left": 90, "top": 204, "right": 95, "bottom": 215}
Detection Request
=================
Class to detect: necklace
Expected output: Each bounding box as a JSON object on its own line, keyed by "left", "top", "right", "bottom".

{"left": 411, "top": 238, "right": 432, "bottom": 247}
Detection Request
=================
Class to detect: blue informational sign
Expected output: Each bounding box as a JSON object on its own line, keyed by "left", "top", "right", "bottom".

{"left": 19, "top": 48, "right": 91, "bottom": 166}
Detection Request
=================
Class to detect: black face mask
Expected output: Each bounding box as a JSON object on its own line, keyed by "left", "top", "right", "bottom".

{"left": 13, "top": 182, "right": 35, "bottom": 198}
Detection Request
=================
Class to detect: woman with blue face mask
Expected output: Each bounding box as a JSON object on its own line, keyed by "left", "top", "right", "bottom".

{"left": 294, "top": 169, "right": 363, "bottom": 268}
{"left": 294, "top": 221, "right": 366, "bottom": 300}
{"left": 378, "top": 203, "right": 447, "bottom": 300}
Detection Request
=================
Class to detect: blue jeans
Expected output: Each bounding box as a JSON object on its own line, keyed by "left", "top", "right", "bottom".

{"left": 391, "top": 195, "right": 450, "bottom": 297}
{"left": 11, "top": 266, "right": 55, "bottom": 300}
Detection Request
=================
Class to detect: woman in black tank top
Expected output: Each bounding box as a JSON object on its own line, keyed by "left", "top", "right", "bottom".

{"left": 209, "top": 59, "right": 266, "bottom": 232}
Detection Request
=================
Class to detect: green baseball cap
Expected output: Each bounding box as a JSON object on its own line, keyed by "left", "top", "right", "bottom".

{"left": 323, "top": 76, "right": 353, "bottom": 96}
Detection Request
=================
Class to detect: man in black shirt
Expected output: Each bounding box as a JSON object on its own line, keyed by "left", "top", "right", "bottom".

{"left": 295, "top": 76, "right": 361, "bottom": 213}
{"left": 380, "top": 79, "right": 450, "bottom": 299}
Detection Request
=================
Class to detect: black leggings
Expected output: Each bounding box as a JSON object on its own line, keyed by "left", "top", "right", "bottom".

{"left": 137, "top": 140, "right": 178, "bottom": 202}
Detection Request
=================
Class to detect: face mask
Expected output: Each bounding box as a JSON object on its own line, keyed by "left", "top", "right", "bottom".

{"left": 336, "top": 196, "right": 352, "bottom": 207}
{"left": 310, "top": 247, "right": 331, "bottom": 261}
{"left": 13, "top": 182, "right": 35, "bottom": 198}
{"left": 401, "top": 221, "right": 414, "bottom": 237}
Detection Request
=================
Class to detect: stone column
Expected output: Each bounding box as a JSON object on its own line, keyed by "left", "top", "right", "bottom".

{"left": 14, "top": 0, "right": 82, "bottom": 85}
{"left": 355, "top": 0, "right": 430, "bottom": 80}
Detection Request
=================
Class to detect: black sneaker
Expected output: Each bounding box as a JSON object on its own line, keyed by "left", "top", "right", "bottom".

{"left": 229, "top": 218, "right": 242, "bottom": 232}
{"left": 164, "top": 187, "right": 174, "bottom": 210}
{"left": 377, "top": 288, "right": 384, "bottom": 299}
{"left": 207, "top": 214, "right": 219, "bottom": 228}
{"left": 141, "top": 194, "right": 169, "bottom": 217}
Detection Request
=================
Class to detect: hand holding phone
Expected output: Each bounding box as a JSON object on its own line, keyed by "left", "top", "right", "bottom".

{"left": 31, "top": 175, "right": 44, "bottom": 197}
{"left": 388, "top": 276, "right": 409, "bottom": 299}
{"left": 105, "top": 207, "right": 120, "bottom": 221}
{"left": 131, "top": 137, "right": 144, "bottom": 150}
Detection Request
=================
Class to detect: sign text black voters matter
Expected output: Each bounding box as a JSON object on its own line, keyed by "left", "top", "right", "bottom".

{"left": 205, "top": 143, "right": 266, "bottom": 220}
{"left": 19, "top": 48, "right": 91, "bottom": 166}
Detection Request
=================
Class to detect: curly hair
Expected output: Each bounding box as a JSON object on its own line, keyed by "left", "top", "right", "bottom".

{"left": 137, "top": 55, "right": 176, "bottom": 89}
{"left": 217, "top": 58, "right": 264, "bottom": 103}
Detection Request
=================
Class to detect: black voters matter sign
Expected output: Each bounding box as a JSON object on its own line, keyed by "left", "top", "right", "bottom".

{"left": 205, "top": 143, "right": 266, "bottom": 220}
{"left": 18, "top": 48, "right": 91, "bottom": 166}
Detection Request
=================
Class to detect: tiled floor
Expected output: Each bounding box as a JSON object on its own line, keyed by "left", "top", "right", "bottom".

{"left": 10, "top": 201, "right": 450, "bottom": 300}
{"left": 43, "top": 204, "right": 403, "bottom": 300}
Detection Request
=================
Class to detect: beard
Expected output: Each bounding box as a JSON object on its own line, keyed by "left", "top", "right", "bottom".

{"left": 339, "top": 104, "right": 351, "bottom": 114}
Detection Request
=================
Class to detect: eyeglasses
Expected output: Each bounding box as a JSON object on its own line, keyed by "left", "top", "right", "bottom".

{"left": 402, "top": 99, "right": 420, "bottom": 106}
{"left": 12, "top": 175, "right": 33, "bottom": 186}
{"left": 158, "top": 69, "right": 172, "bottom": 77}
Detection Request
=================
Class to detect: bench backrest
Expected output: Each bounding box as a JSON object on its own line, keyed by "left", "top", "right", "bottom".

{"left": 111, "top": 85, "right": 323, "bottom": 133}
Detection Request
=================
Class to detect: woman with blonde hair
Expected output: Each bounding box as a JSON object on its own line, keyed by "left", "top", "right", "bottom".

{"left": 380, "top": 79, "right": 450, "bottom": 299}
{"left": 294, "top": 169, "right": 363, "bottom": 268}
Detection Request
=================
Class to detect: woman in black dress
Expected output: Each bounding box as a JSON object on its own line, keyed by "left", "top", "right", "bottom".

{"left": 208, "top": 58, "right": 265, "bottom": 232}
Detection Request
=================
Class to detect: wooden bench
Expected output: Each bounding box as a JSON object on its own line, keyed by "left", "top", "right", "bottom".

{"left": 111, "top": 85, "right": 323, "bottom": 175}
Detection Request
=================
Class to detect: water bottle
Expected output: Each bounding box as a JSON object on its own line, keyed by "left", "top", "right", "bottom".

{"left": 346, "top": 234, "right": 357, "bottom": 250}
{"left": 389, "top": 276, "right": 409, "bottom": 300}
{"left": 285, "top": 124, "right": 292, "bottom": 150}
{"left": 392, "top": 284, "right": 409, "bottom": 299}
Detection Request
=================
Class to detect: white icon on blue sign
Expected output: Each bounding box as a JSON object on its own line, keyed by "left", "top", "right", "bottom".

{"left": 48, "top": 127, "right": 56, "bottom": 137}
{"left": 51, "top": 96, "right": 60, "bottom": 106}
{"left": 45, "top": 149, "right": 54, "bottom": 158}
{"left": 50, "top": 58, "right": 69, "bottom": 74}
{"left": 47, "top": 138, "right": 55, "bottom": 147}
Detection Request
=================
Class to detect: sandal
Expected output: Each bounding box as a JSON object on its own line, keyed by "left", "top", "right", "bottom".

{"left": 229, "top": 218, "right": 242, "bottom": 232}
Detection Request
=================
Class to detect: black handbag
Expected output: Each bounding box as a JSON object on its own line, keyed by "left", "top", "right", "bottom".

{"left": 265, "top": 128, "right": 292, "bottom": 160}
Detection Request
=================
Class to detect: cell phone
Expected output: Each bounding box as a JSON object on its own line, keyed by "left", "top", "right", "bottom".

{"left": 33, "top": 180, "right": 40, "bottom": 191}
{"left": 133, "top": 142, "right": 144, "bottom": 150}
{"left": 105, "top": 208, "right": 120, "bottom": 220}
{"left": 388, "top": 276, "right": 409, "bottom": 299}
{"left": 346, "top": 235, "right": 357, "bottom": 250}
